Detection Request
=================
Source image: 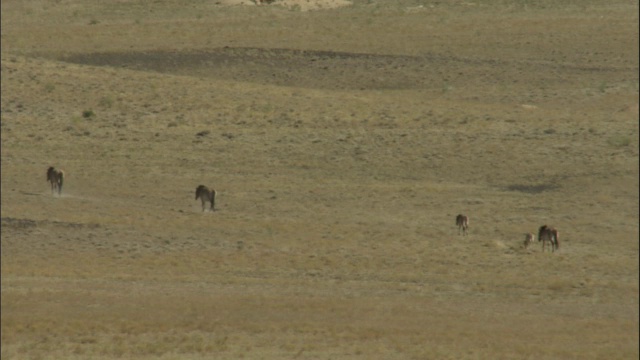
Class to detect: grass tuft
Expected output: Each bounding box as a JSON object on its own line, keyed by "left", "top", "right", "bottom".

{"left": 607, "top": 135, "right": 631, "bottom": 148}
{"left": 82, "top": 109, "right": 95, "bottom": 119}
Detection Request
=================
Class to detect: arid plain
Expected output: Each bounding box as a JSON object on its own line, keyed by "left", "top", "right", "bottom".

{"left": 1, "top": 0, "right": 638, "bottom": 359}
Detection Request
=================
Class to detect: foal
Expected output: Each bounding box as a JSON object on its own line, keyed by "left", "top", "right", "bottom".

{"left": 524, "top": 233, "right": 535, "bottom": 249}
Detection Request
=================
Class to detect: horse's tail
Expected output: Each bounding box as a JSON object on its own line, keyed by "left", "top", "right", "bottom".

{"left": 47, "top": 167, "right": 54, "bottom": 181}
{"left": 554, "top": 230, "right": 560, "bottom": 250}
{"left": 211, "top": 190, "right": 216, "bottom": 211}
{"left": 58, "top": 171, "right": 64, "bottom": 192}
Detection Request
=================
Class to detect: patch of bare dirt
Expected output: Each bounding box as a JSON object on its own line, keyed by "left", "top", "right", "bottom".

{"left": 219, "top": 0, "right": 352, "bottom": 11}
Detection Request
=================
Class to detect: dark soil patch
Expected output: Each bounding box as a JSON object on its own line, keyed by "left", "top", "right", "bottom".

{"left": 505, "top": 183, "right": 560, "bottom": 194}
{"left": 61, "top": 47, "right": 433, "bottom": 90}
{"left": 58, "top": 47, "right": 626, "bottom": 91}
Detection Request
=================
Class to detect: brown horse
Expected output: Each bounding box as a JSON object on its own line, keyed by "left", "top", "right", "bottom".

{"left": 538, "top": 225, "right": 560, "bottom": 252}
{"left": 456, "top": 214, "right": 469, "bottom": 236}
{"left": 195, "top": 185, "right": 216, "bottom": 212}
{"left": 46, "top": 166, "right": 64, "bottom": 196}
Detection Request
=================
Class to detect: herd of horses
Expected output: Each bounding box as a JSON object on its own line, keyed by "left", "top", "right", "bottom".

{"left": 47, "top": 166, "right": 560, "bottom": 252}
{"left": 456, "top": 213, "right": 560, "bottom": 252}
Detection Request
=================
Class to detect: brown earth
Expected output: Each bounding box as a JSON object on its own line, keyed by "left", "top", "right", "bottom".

{"left": 1, "top": 0, "right": 639, "bottom": 359}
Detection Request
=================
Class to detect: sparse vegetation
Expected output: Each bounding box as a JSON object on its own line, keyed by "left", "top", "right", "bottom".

{"left": 1, "top": 0, "right": 638, "bottom": 359}
{"left": 99, "top": 96, "right": 114, "bottom": 108}
{"left": 598, "top": 81, "right": 607, "bottom": 93}
{"left": 607, "top": 135, "right": 631, "bottom": 148}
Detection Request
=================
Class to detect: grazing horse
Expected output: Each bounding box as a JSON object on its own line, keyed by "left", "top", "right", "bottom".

{"left": 456, "top": 214, "right": 469, "bottom": 236}
{"left": 524, "top": 232, "right": 535, "bottom": 249}
{"left": 195, "top": 185, "right": 216, "bottom": 212}
{"left": 46, "top": 166, "right": 64, "bottom": 195}
{"left": 538, "top": 225, "right": 560, "bottom": 252}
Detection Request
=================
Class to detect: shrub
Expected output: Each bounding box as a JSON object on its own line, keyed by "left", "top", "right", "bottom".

{"left": 82, "top": 109, "right": 95, "bottom": 118}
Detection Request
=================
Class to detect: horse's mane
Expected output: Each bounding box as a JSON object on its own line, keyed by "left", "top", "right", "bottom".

{"left": 47, "top": 166, "right": 55, "bottom": 181}
{"left": 195, "top": 185, "right": 207, "bottom": 199}
{"left": 538, "top": 225, "right": 548, "bottom": 240}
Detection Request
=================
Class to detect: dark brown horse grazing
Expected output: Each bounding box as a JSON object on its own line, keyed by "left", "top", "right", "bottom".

{"left": 46, "top": 166, "right": 64, "bottom": 195}
{"left": 195, "top": 185, "right": 216, "bottom": 212}
{"left": 456, "top": 214, "right": 469, "bottom": 236}
{"left": 538, "top": 225, "right": 560, "bottom": 252}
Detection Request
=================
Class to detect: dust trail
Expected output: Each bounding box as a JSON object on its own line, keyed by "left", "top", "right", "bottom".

{"left": 18, "top": 191, "right": 81, "bottom": 199}
{"left": 42, "top": 192, "right": 95, "bottom": 202}
{"left": 19, "top": 191, "right": 41, "bottom": 196}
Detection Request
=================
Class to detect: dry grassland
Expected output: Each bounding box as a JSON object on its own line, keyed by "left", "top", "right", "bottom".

{"left": 1, "top": 0, "right": 639, "bottom": 359}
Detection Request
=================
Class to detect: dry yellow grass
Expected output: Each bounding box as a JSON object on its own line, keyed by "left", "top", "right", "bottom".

{"left": 2, "top": 0, "right": 638, "bottom": 359}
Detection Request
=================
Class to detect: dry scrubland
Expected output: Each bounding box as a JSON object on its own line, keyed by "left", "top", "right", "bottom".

{"left": 1, "top": 0, "right": 639, "bottom": 358}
